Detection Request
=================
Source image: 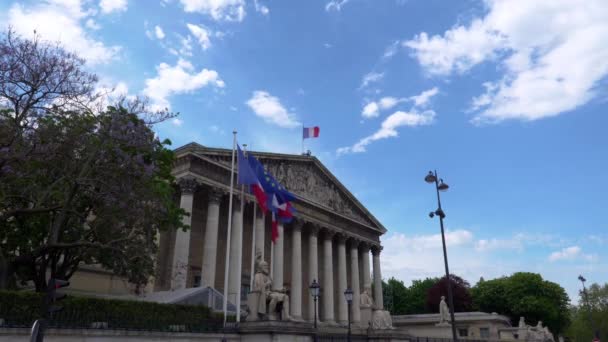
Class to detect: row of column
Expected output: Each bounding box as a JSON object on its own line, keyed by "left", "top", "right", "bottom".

{"left": 171, "top": 179, "right": 385, "bottom": 325}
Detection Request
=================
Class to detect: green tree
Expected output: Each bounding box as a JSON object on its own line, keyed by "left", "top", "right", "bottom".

{"left": 471, "top": 272, "right": 570, "bottom": 335}
{"left": 0, "top": 29, "right": 185, "bottom": 292}
{"left": 383, "top": 277, "right": 409, "bottom": 314}
{"left": 565, "top": 283, "right": 608, "bottom": 342}
{"left": 406, "top": 277, "right": 439, "bottom": 314}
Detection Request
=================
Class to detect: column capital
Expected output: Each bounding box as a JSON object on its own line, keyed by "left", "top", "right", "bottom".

{"left": 292, "top": 219, "right": 305, "bottom": 231}
{"left": 348, "top": 237, "right": 361, "bottom": 249}
{"left": 371, "top": 245, "right": 383, "bottom": 256}
{"left": 335, "top": 232, "right": 348, "bottom": 243}
{"left": 178, "top": 177, "right": 199, "bottom": 194}
{"left": 208, "top": 186, "right": 223, "bottom": 204}
{"left": 359, "top": 241, "right": 371, "bottom": 252}
{"left": 321, "top": 227, "right": 336, "bottom": 239}
{"left": 308, "top": 223, "right": 320, "bottom": 236}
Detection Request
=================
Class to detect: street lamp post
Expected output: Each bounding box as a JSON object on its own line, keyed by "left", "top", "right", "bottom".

{"left": 578, "top": 275, "right": 599, "bottom": 340}
{"left": 309, "top": 279, "right": 320, "bottom": 341}
{"left": 344, "top": 288, "right": 353, "bottom": 342}
{"left": 425, "top": 170, "right": 458, "bottom": 342}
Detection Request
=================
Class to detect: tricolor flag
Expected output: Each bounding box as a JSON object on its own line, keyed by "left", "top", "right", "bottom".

{"left": 237, "top": 145, "right": 268, "bottom": 213}
{"left": 247, "top": 153, "right": 297, "bottom": 243}
{"left": 303, "top": 126, "right": 320, "bottom": 139}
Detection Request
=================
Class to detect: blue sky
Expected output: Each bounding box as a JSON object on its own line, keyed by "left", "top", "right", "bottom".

{"left": 2, "top": 0, "right": 607, "bottom": 302}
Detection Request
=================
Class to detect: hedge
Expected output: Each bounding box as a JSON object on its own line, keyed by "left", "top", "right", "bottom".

{"left": 0, "top": 290, "right": 229, "bottom": 332}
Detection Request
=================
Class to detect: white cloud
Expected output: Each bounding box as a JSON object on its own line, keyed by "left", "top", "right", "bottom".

{"left": 179, "top": 0, "right": 245, "bottom": 21}
{"left": 409, "top": 87, "right": 439, "bottom": 107}
{"left": 325, "top": 0, "right": 349, "bottom": 12}
{"left": 85, "top": 18, "right": 101, "bottom": 30}
{"left": 360, "top": 71, "right": 384, "bottom": 89}
{"left": 383, "top": 40, "right": 400, "bottom": 60}
{"left": 404, "top": 0, "right": 608, "bottom": 123}
{"left": 361, "top": 96, "right": 406, "bottom": 118}
{"left": 339, "top": 109, "right": 435, "bottom": 154}
{"left": 246, "top": 91, "right": 300, "bottom": 128}
{"left": 100, "top": 0, "right": 128, "bottom": 14}
{"left": 171, "top": 118, "right": 184, "bottom": 127}
{"left": 154, "top": 25, "right": 165, "bottom": 40}
{"left": 362, "top": 102, "right": 380, "bottom": 118}
{"left": 143, "top": 59, "right": 225, "bottom": 110}
{"left": 548, "top": 246, "right": 597, "bottom": 262}
{"left": 324, "top": 43, "right": 333, "bottom": 48}
{"left": 186, "top": 23, "right": 211, "bottom": 50}
{"left": 254, "top": 0, "right": 269, "bottom": 15}
{"left": 179, "top": 35, "right": 194, "bottom": 57}
{"left": 5, "top": 2, "right": 120, "bottom": 65}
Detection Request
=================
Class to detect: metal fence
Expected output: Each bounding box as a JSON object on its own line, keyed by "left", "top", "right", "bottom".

{"left": 0, "top": 309, "right": 235, "bottom": 334}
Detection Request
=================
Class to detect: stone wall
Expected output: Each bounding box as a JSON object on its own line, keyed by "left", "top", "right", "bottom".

{"left": 0, "top": 328, "right": 240, "bottom": 342}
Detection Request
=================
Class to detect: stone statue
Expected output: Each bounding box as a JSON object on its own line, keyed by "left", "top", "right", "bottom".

{"left": 438, "top": 296, "right": 450, "bottom": 325}
{"left": 248, "top": 254, "right": 272, "bottom": 320}
{"left": 519, "top": 316, "right": 526, "bottom": 328}
{"left": 371, "top": 309, "right": 393, "bottom": 330}
{"left": 360, "top": 287, "right": 373, "bottom": 307}
{"left": 268, "top": 287, "right": 291, "bottom": 321}
{"left": 246, "top": 253, "right": 291, "bottom": 321}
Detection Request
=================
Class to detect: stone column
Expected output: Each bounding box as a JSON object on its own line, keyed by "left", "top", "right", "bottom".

{"left": 254, "top": 210, "right": 265, "bottom": 259}
{"left": 361, "top": 244, "right": 371, "bottom": 291}
{"left": 272, "top": 223, "right": 284, "bottom": 290}
{"left": 322, "top": 230, "right": 335, "bottom": 324}
{"left": 171, "top": 178, "right": 198, "bottom": 290}
{"left": 201, "top": 187, "right": 222, "bottom": 288}
{"left": 290, "top": 220, "right": 304, "bottom": 320}
{"left": 337, "top": 234, "right": 348, "bottom": 325}
{"left": 372, "top": 245, "right": 384, "bottom": 310}
{"left": 349, "top": 239, "right": 361, "bottom": 324}
{"left": 308, "top": 225, "right": 319, "bottom": 322}
{"left": 228, "top": 198, "right": 243, "bottom": 307}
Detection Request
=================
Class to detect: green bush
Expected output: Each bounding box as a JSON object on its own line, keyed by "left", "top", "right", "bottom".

{"left": 0, "top": 290, "right": 226, "bottom": 332}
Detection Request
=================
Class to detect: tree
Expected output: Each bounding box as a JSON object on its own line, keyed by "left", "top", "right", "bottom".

{"left": 471, "top": 272, "right": 570, "bottom": 335}
{"left": 406, "top": 277, "right": 439, "bottom": 314}
{"left": 565, "top": 283, "right": 608, "bottom": 342}
{"left": 383, "top": 277, "right": 409, "bottom": 314}
{"left": 0, "top": 29, "right": 185, "bottom": 292}
{"left": 426, "top": 274, "right": 473, "bottom": 313}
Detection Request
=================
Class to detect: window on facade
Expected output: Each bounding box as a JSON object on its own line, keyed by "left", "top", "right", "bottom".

{"left": 193, "top": 275, "right": 201, "bottom": 288}
{"left": 480, "top": 327, "right": 490, "bottom": 338}
{"left": 459, "top": 328, "right": 469, "bottom": 337}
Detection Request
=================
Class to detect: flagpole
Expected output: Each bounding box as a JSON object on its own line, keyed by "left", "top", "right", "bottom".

{"left": 235, "top": 144, "right": 247, "bottom": 323}
{"left": 222, "top": 131, "right": 237, "bottom": 327}
{"left": 243, "top": 144, "right": 258, "bottom": 290}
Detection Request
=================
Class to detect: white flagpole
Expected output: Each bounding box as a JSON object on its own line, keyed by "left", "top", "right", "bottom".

{"left": 235, "top": 145, "right": 246, "bottom": 323}
{"left": 222, "top": 131, "right": 237, "bottom": 327}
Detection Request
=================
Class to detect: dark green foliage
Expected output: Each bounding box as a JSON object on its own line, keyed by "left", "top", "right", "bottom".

{"left": 383, "top": 277, "right": 439, "bottom": 315}
{"left": 471, "top": 272, "right": 570, "bottom": 335}
{"left": 565, "top": 283, "right": 608, "bottom": 342}
{"left": 0, "top": 290, "right": 223, "bottom": 332}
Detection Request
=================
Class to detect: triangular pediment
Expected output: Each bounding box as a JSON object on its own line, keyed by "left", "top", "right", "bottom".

{"left": 175, "top": 143, "right": 386, "bottom": 233}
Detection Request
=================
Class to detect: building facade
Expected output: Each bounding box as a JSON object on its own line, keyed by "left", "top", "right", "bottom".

{"left": 154, "top": 143, "right": 388, "bottom": 325}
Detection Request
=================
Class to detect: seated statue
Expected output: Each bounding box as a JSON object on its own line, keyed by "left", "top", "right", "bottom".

{"left": 360, "top": 287, "right": 373, "bottom": 308}
{"left": 247, "top": 252, "right": 291, "bottom": 321}
{"left": 268, "top": 287, "right": 291, "bottom": 321}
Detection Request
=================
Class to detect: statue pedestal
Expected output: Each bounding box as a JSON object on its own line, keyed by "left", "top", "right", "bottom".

{"left": 371, "top": 310, "right": 393, "bottom": 330}
{"left": 360, "top": 306, "right": 372, "bottom": 328}
{"left": 246, "top": 292, "right": 260, "bottom": 322}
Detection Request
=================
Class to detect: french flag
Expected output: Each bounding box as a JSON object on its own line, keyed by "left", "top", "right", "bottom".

{"left": 236, "top": 145, "right": 268, "bottom": 213}
{"left": 303, "top": 126, "right": 320, "bottom": 139}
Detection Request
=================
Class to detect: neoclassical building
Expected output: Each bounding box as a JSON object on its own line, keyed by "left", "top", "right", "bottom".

{"left": 153, "top": 142, "right": 388, "bottom": 325}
